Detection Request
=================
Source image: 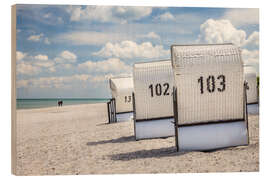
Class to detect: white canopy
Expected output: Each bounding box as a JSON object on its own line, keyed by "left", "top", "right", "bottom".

{"left": 133, "top": 60, "right": 174, "bottom": 120}
{"left": 171, "top": 44, "right": 248, "bottom": 150}
{"left": 133, "top": 60, "right": 175, "bottom": 140}
{"left": 109, "top": 76, "right": 134, "bottom": 113}
{"left": 171, "top": 44, "right": 244, "bottom": 125}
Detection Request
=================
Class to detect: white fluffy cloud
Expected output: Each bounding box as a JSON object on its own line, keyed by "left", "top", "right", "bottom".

{"left": 27, "top": 33, "right": 51, "bottom": 44}
{"left": 34, "top": 54, "right": 48, "bottom": 61}
{"left": 55, "top": 50, "right": 77, "bottom": 63}
{"left": 16, "top": 75, "right": 86, "bottom": 89}
{"left": 155, "top": 12, "right": 175, "bottom": 21}
{"left": 16, "top": 73, "right": 116, "bottom": 89}
{"left": 222, "top": 8, "right": 259, "bottom": 27}
{"left": 27, "top": 33, "right": 44, "bottom": 42}
{"left": 66, "top": 6, "right": 152, "bottom": 23}
{"left": 140, "top": 32, "right": 160, "bottom": 40}
{"left": 16, "top": 51, "right": 27, "bottom": 61}
{"left": 197, "top": 18, "right": 259, "bottom": 73}
{"left": 16, "top": 52, "right": 55, "bottom": 75}
{"left": 60, "top": 50, "right": 77, "bottom": 60}
{"left": 44, "top": 37, "right": 51, "bottom": 45}
{"left": 78, "top": 58, "right": 131, "bottom": 73}
{"left": 197, "top": 19, "right": 247, "bottom": 46}
{"left": 17, "top": 62, "right": 41, "bottom": 75}
{"left": 56, "top": 31, "right": 132, "bottom": 46}
{"left": 34, "top": 61, "right": 54, "bottom": 68}
{"left": 93, "top": 41, "right": 169, "bottom": 59}
{"left": 242, "top": 49, "right": 259, "bottom": 65}
{"left": 243, "top": 31, "right": 259, "bottom": 49}
{"left": 197, "top": 19, "right": 259, "bottom": 49}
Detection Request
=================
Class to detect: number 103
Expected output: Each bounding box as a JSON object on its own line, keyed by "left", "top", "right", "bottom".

{"left": 198, "top": 75, "right": 226, "bottom": 94}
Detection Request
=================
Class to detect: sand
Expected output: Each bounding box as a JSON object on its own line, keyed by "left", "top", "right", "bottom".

{"left": 15, "top": 103, "right": 259, "bottom": 175}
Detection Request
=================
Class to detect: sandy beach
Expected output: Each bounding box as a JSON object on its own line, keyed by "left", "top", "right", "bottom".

{"left": 15, "top": 103, "right": 259, "bottom": 175}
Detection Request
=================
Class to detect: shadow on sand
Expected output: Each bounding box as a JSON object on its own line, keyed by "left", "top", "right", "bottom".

{"left": 86, "top": 136, "right": 135, "bottom": 146}
{"left": 109, "top": 146, "right": 189, "bottom": 161}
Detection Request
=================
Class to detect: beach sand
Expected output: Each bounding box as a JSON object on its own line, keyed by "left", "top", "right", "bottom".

{"left": 15, "top": 103, "right": 259, "bottom": 175}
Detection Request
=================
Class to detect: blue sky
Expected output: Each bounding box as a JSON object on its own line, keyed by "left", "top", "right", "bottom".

{"left": 15, "top": 5, "right": 259, "bottom": 98}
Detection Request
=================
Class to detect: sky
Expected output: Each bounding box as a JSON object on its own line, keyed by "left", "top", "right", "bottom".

{"left": 15, "top": 5, "right": 259, "bottom": 99}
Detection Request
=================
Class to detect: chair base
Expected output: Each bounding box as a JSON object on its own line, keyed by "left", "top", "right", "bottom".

{"left": 116, "top": 112, "right": 133, "bottom": 122}
{"left": 135, "top": 118, "right": 175, "bottom": 140}
{"left": 177, "top": 121, "right": 248, "bottom": 151}
{"left": 247, "top": 103, "right": 259, "bottom": 115}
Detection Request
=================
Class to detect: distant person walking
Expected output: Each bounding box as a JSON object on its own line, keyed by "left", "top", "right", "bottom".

{"left": 58, "top": 100, "right": 63, "bottom": 107}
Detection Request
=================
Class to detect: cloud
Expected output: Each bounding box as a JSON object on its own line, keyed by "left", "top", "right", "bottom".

{"left": 16, "top": 76, "right": 82, "bottom": 89}
{"left": 17, "top": 62, "right": 41, "bottom": 75}
{"left": 222, "top": 8, "right": 259, "bottom": 27}
{"left": 140, "top": 32, "right": 160, "bottom": 40}
{"left": 16, "top": 52, "right": 56, "bottom": 75}
{"left": 34, "top": 61, "right": 55, "bottom": 68}
{"left": 16, "top": 79, "right": 29, "bottom": 88}
{"left": 34, "top": 54, "right": 48, "bottom": 61}
{"left": 93, "top": 41, "right": 169, "bottom": 59}
{"left": 16, "top": 51, "right": 27, "bottom": 61}
{"left": 27, "top": 33, "right": 44, "bottom": 42}
{"left": 54, "top": 50, "right": 77, "bottom": 63}
{"left": 27, "top": 33, "right": 51, "bottom": 45}
{"left": 155, "top": 12, "right": 175, "bottom": 21}
{"left": 56, "top": 31, "right": 132, "bottom": 46}
{"left": 78, "top": 58, "right": 131, "bottom": 73}
{"left": 43, "top": 13, "right": 52, "bottom": 19}
{"left": 197, "top": 19, "right": 259, "bottom": 50}
{"left": 243, "top": 31, "right": 259, "bottom": 49}
{"left": 197, "top": 19, "right": 247, "bottom": 46}
{"left": 44, "top": 37, "right": 51, "bottom": 45}
{"left": 242, "top": 49, "right": 259, "bottom": 65}
{"left": 16, "top": 73, "right": 116, "bottom": 89}
{"left": 66, "top": 6, "right": 152, "bottom": 23}
{"left": 60, "top": 51, "right": 77, "bottom": 60}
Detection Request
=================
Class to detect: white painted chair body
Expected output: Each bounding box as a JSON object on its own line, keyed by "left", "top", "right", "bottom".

{"left": 171, "top": 44, "right": 249, "bottom": 151}
{"left": 133, "top": 60, "right": 175, "bottom": 140}
{"left": 108, "top": 77, "right": 134, "bottom": 123}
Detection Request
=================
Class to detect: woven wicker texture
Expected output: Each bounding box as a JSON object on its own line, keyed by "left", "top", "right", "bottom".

{"left": 133, "top": 60, "right": 174, "bottom": 120}
{"left": 110, "top": 77, "right": 134, "bottom": 113}
{"left": 244, "top": 66, "right": 258, "bottom": 104}
{"left": 171, "top": 44, "right": 244, "bottom": 125}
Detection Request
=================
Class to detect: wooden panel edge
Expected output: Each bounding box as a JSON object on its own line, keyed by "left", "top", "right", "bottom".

{"left": 11, "top": 4, "right": 17, "bottom": 175}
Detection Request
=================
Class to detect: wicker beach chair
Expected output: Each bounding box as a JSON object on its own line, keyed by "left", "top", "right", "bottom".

{"left": 107, "top": 76, "right": 134, "bottom": 123}
{"left": 132, "top": 60, "right": 175, "bottom": 140}
{"left": 171, "top": 43, "right": 249, "bottom": 151}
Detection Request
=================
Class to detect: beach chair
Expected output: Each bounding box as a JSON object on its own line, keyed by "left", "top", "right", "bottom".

{"left": 244, "top": 66, "right": 258, "bottom": 105}
{"left": 107, "top": 76, "right": 134, "bottom": 123}
{"left": 132, "top": 60, "right": 175, "bottom": 140}
{"left": 171, "top": 44, "right": 249, "bottom": 151}
{"left": 107, "top": 98, "right": 117, "bottom": 123}
{"left": 244, "top": 66, "right": 259, "bottom": 115}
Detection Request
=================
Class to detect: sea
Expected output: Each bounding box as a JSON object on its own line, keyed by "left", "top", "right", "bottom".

{"left": 16, "top": 98, "right": 110, "bottom": 110}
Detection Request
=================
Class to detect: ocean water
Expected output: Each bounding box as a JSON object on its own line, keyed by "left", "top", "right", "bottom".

{"left": 16, "top": 98, "right": 110, "bottom": 109}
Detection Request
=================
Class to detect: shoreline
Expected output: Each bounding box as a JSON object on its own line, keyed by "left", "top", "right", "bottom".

{"left": 16, "top": 101, "right": 109, "bottom": 111}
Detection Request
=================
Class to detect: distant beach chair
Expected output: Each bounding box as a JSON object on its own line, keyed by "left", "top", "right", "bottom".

{"left": 107, "top": 76, "right": 134, "bottom": 123}
{"left": 244, "top": 66, "right": 259, "bottom": 114}
{"left": 171, "top": 43, "right": 249, "bottom": 151}
{"left": 132, "top": 60, "right": 175, "bottom": 140}
{"left": 244, "top": 66, "right": 259, "bottom": 104}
